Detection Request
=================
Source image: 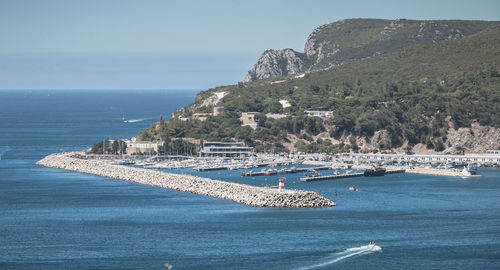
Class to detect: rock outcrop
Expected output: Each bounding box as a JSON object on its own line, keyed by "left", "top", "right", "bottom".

{"left": 243, "top": 49, "right": 305, "bottom": 82}
{"left": 243, "top": 19, "right": 496, "bottom": 82}
{"left": 37, "top": 152, "right": 335, "bottom": 208}
{"left": 446, "top": 123, "right": 500, "bottom": 154}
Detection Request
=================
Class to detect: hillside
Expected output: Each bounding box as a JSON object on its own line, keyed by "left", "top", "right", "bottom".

{"left": 244, "top": 18, "right": 497, "bottom": 82}
{"left": 135, "top": 20, "right": 500, "bottom": 155}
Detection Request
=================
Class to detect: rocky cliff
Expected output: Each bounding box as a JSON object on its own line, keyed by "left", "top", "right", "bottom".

{"left": 243, "top": 49, "right": 306, "bottom": 82}
{"left": 244, "top": 18, "right": 496, "bottom": 82}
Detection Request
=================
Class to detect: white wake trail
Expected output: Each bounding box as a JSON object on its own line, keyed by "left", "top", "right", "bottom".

{"left": 296, "top": 245, "right": 381, "bottom": 270}
{"left": 123, "top": 117, "right": 155, "bottom": 123}
{"left": 124, "top": 118, "right": 145, "bottom": 123}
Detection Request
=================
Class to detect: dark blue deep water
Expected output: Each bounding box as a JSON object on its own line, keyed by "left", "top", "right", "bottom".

{"left": 0, "top": 90, "right": 499, "bottom": 269}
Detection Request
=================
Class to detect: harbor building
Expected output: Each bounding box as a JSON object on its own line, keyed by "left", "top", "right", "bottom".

{"left": 125, "top": 138, "right": 163, "bottom": 155}
{"left": 486, "top": 150, "right": 500, "bottom": 155}
{"left": 200, "top": 141, "right": 253, "bottom": 157}
{"left": 346, "top": 153, "right": 500, "bottom": 164}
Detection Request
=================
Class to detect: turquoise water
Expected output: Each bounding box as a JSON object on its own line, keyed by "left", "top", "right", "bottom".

{"left": 1, "top": 90, "right": 499, "bottom": 269}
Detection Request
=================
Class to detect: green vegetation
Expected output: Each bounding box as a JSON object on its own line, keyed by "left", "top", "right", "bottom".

{"left": 133, "top": 23, "right": 500, "bottom": 154}
{"left": 158, "top": 139, "right": 198, "bottom": 156}
{"left": 89, "top": 140, "right": 127, "bottom": 155}
{"left": 305, "top": 19, "right": 496, "bottom": 69}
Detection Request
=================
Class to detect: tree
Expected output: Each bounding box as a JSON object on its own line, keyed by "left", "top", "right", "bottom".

{"left": 112, "top": 140, "right": 119, "bottom": 154}
{"left": 254, "top": 113, "right": 267, "bottom": 127}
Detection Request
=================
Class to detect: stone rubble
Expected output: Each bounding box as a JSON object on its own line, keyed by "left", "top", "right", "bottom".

{"left": 36, "top": 152, "right": 335, "bottom": 208}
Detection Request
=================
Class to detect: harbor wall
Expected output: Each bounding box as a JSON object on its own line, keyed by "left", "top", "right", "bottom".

{"left": 36, "top": 152, "right": 335, "bottom": 208}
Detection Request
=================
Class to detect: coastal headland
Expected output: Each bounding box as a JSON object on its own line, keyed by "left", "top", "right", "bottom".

{"left": 36, "top": 152, "right": 335, "bottom": 208}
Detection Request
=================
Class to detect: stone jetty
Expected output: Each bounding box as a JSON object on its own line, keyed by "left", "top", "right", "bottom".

{"left": 405, "top": 167, "right": 479, "bottom": 177}
{"left": 36, "top": 152, "right": 335, "bottom": 208}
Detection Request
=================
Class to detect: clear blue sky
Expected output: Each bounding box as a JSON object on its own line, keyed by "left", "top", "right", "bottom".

{"left": 1, "top": 0, "right": 499, "bottom": 89}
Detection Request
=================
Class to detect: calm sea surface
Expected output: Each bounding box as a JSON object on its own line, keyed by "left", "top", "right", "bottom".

{"left": 0, "top": 90, "right": 499, "bottom": 269}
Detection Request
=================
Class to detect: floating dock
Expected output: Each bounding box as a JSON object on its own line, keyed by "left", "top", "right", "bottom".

{"left": 196, "top": 166, "right": 228, "bottom": 171}
{"left": 195, "top": 161, "right": 301, "bottom": 172}
{"left": 385, "top": 169, "right": 406, "bottom": 174}
{"left": 301, "top": 172, "right": 364, "bottom": 182}
{"left": 242, "top": 166, "right": 330, "bottom": 176}
{"left": 300, "top": 169, "right": 406, "bottom": 182}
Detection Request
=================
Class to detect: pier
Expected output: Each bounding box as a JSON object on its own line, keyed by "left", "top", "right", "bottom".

{"left": 301, "top": 172, "right": 364, "bottom": 182}
{"left": 300, "top": 169, "right": 406, "bottom": 182}
{"left": 385, "top": 169, "right": 406, "bottom": 174}
{"left": 37, "top": 152, "right": 335, "bottom": 208}
{"left": 196, "top": 166, "right": 229, "bottom": 171}
{"left": 242, "top": 166, "right": 330, "bottom": 176}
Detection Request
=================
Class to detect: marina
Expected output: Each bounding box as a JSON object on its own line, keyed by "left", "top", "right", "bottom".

{"left": 83, "top": 152, "right": 497, "bottom": 178}
{"left": 3, "top": 90, "right": 498, "bottom": 270}
{"left": 37, "top": 152, "right": 335, "bottom": 208}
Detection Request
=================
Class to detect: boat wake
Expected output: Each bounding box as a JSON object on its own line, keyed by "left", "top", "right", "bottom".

{"left": 296, "top": 244, "right": 381, "bottom": 270}
{"left": 123, "top": 118, "right": 150, "bottom": 123}
{"left": 0, "top": 146, "right": 12, "bottom": 160}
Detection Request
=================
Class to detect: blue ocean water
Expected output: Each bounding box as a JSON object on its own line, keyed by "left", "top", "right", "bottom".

{"left": 1, "top": 90, "right": 499, "bottom": 270}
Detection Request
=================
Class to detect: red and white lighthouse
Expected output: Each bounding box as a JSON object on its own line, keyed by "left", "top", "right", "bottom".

{"left": 278, "top": 177, "right": 285, "bottom": 191}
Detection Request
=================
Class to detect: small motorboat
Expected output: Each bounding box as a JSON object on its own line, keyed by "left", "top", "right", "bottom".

{"left": 349, "top": 186, "right": 357, "bottom": 191}
{"left": 305, "top": 169, "right": 320, "bottom": 177}
{"left": 263, "top": 168, "right": 278, "bottom": 175}
{"left": 461, "top": 164, "right": 477, "bottom": 176}
{"left": 364, "top": 167, "right": 386, "bottom": 176}
{"left": 368, "top": 241, "right": 375, "bottom": 247}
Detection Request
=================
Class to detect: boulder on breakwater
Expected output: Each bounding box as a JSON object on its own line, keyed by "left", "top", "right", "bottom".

{"left": 36, "top": 152, "right": 335, "bottom": 208}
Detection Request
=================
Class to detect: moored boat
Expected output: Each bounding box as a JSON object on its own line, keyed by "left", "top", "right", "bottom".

{"left": 461, "top": 164, "right": 477, "bottom": 176}
{"left": 364, "top": 167, "right": 386, "bottom": 176}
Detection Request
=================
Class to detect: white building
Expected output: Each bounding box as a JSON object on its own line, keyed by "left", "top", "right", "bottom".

{"left": 305, "top": 110, "right": 333, "bottom": 118}
{"left": 279, "top": 99, "right": 291, "bottom": 109}
{"left": 200, "top": 141, "right": 253, "bottom": 157}
{"left": 125, "top": 138, "right": 163, "bottom": 155}
{"left": 192, "top": 113, "right": 212, "bottom": 121}
{"left": 347, "top": 153, "right": 500, "bottom": 164}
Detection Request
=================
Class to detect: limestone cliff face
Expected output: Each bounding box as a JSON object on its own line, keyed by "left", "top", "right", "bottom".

{"left": 243, "top": 49, "right": 305, "bottom": 82}
{"left": 446, "top": 123, "right": 500, "bottom": 154}
{"left": 243, "top": 18, "right": 495, "bottom": 82}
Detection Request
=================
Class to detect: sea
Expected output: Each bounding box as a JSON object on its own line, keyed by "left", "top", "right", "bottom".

{"left": 0, "top": 90, "right": 499, "bottom": 270}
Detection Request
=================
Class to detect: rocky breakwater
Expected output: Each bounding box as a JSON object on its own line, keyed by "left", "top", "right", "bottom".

{"left": 36, "top": 152, "right": 335, "bottom": 208}
{"left": 405, "top": 167, "right": 478, "bottom": 177}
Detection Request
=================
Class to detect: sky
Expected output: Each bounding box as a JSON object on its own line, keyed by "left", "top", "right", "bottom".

{"left": 1, "top": 0, "right": 499, "bottom": 90}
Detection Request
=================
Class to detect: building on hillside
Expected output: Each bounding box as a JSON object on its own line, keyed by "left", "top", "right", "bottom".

{"left": 279, "top": 99, "right": 291, "bottom": 109}
{"left": 213, "top": 107, "right": 225, "bottom": 116}
{"left": 200, "top": 141, "right": 253, "bottom": 157}
{"left": 240, "top": 112, "right": 258, "bottom": 129}
{"left": 305, "top": 109, "right": 333, "bottom": 118}
{"left": 192, "top": 113, "right": 212, "bottom": 121}
{"left": 266, "top": 113, "right": 287, "bottom": 119}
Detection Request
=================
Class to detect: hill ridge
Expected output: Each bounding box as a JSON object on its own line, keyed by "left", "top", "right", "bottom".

{"left": 244, "top": 18, "right": 499, "bottom": 82}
